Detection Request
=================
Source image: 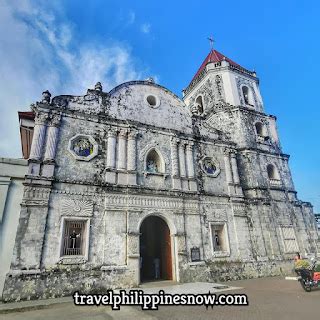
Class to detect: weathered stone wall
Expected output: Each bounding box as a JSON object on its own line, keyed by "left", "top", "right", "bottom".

{"left": 2, "top": 77, "right": 318, "bottom": 302}
{"left": 179, "top": 259, "right": 295, "bottom": 283}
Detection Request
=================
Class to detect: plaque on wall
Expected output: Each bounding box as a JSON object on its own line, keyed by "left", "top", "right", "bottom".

{"left": 190, "top": 247, "right": 201, "bottom": 262}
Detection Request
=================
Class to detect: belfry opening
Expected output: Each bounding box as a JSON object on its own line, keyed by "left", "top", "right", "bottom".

{"left": 139, "top": 216, "right": 172, "bottom": 282}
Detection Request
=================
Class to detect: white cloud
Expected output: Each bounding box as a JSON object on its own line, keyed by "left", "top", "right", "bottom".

{"left": 128, "top": 10, "right": 136, "bottom": 24}
{"left": 141, "top": 23, "right": 151, "bottom": 34}
{"left": 0, "top": 0, "right": 145, "bottom": 158}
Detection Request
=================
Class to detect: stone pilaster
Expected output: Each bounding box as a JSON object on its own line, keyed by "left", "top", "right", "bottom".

{"left": 223, "top": 150, "right": 233, "bottom": 184}
{"left": 28, "top": 112, "right": 48, "bottom": 176}
{"left": 43, "top": 113, "right": 61, "bottom": 177}
{"left": 230, "top": 152, "right": 240, "bottom": 184}
{"left": 106, "top": 129, "right": 117, "bottom": 169}
{"left": 105, "top": 129, "right": 117, "bottom": 184}
{"left": 179, "top": 141, "right": 189, "bottom": 190}
{"left": 29, "top": 112, "right": 48, "bottom": 161}
{"left": 127, "top": 130, "right": 137, "bottom": 171}
{"left": 117, "top": 129, "right": 128, "bottom": 185}
{"left": 186, "top": 143, "right": 195, "bottom": 178}
{"left": 170, "top": 137, "right": 181, "bottom": 190}
{"left": 117, "top": 129, "right": 127, "bottom": 171}
{"left": 178, "top": 142, "right": 186, "bottom": 178}
{"left": 127, "top": 130, "right": 138, "bottom": 185}
{"left": 186, "top": 142, "right": 197, "bottom": 191}
{"left": 230, "top": 152, "right": 243, "bottom": 196}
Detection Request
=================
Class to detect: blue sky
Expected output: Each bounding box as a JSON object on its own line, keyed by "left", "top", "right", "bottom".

{"left": 0, "top": 0, "right": 319, "bottom": 211}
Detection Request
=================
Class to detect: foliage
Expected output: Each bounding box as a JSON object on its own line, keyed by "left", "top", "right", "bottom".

{"left": 294, "top": 259, "right": 310, "bottom": 269}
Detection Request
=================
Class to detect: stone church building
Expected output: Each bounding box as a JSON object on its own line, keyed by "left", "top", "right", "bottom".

{"left": 1, "top": 49, "right": 319, "bottom": 301}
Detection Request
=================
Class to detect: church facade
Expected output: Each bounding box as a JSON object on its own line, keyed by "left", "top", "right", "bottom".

{"left": 2, "top": 49, "right": 319, "bottom": 301}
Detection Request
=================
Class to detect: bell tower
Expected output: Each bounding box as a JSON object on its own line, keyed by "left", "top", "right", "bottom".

{"left": 183, "top": 48, "right": 264, "bottom": 113}
{"left": 182, "top": 47, "right": 280, "bottom": 150}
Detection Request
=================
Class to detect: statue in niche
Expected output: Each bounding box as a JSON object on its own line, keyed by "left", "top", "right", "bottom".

{"left": 214, "top": 232, "right": 220, "bottom": 247}
{"left": 147, "top": 158, "right": 159, "bottom": 173}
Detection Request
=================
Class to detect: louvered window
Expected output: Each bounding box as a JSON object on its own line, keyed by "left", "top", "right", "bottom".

{"left": 281, "top": 226, "right": 298, "bottom": 253}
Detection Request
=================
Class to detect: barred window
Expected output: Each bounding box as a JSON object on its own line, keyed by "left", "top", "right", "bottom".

{"left": 62, "top": 220, "right": 86, "bottom": 256}
{"left": 281, "top": 226, "right": 298, "bottom": 253}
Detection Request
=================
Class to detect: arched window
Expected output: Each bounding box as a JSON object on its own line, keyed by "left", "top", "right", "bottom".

{"left": 255, "top": 122, "right": 264, "bottom": 136}
{"left": 267, "top": 164, "right": 280, "bottom": 180}
{"left": 242, "top": 86, "right": 254, "bottom": 106}
{"left": 146, "top": 149, "right": 164, "bottom": 173}
{"left": 255, "top": 122, "right": 270, "bottom": 142}
{"left": 195, "top": 96, "right": 204, "bottom": 114}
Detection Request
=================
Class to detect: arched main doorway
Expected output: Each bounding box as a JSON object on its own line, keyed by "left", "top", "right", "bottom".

{"left": 139, "top": 216, "right": 172, "bottom": 282}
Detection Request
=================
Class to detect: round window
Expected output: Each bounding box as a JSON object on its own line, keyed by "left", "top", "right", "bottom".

{"left": 145, "top": 94, "right": 160, "bottom": 108}
{"left": 147, "top": 95, "right": 156, "bottom": 106}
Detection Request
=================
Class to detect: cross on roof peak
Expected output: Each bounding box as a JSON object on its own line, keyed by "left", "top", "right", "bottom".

{"left": 207, "top": 36, "right": 215, "bottom": 51}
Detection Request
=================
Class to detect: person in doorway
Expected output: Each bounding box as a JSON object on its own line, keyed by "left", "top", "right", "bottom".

{"left": 294, "top": 252, "right": 301, "bottom": 263}
{"left": 154, "top": 258, "right": 160, "bottom": 279}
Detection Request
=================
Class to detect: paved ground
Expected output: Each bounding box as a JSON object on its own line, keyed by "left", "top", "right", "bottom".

{"left": 1, "top": 277, "right": 319, "bottom": 320}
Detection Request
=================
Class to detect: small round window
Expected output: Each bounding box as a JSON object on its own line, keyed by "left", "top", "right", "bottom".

{"left": 145, "top": 94, "right": 160, "bottom": 108}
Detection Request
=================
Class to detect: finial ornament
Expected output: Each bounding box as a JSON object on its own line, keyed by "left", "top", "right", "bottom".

{"left": 95, "top": 82, "right": 102, "bottom": 92}
{"left": 42, "top": 90, "right": 51, "bottom": 104}
{"left": 145, "top": 77, "right": 155, "bottom": 83}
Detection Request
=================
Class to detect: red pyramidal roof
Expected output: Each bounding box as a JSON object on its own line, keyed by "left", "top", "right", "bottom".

{"left": 191, "top": 49, "right": 240, "bottom": 82}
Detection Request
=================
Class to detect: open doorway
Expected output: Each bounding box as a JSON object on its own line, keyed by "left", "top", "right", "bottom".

{"left": 140, "top": 216, "right": 172, "bottom": 282}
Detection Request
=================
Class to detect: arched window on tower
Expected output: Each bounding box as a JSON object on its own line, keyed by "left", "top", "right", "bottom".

{"left": 195, "top": 96, "right": 204, "bottom": 114}
{"left": 267, "top": 164, "right": 281, "bottom": 186}
{"left": 146, "top": 149, "right": 164, "bottom": 173}
{"left": 242, "top": 86, "right": 254, "bottom": 106}
{"left": 255, "top": 122, "right": 269, "bottom": 142}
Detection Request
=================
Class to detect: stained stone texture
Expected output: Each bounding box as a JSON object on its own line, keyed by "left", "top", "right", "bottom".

{"left": 2, "top": 60, "right": 319, "bottom": 302}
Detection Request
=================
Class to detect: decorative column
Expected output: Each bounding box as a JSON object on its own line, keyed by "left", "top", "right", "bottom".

{"left": 127, "top": 130, "right": 137, "bottom": 171}
{"left": 186, "top": 142, "right": 195, "bottom": 178}
{"left": 117, "top": 129, "right": 127, "bottom": 170}
{"left": 178, "top": 141, "right": 186, "bottom": 178}
{"left": 44, "top": 113, "right": 61, "bottom": 161}
{"left": 179, "top": 141, "right": 188, "bottom": 190}
{"left": 223, "top": 150, "right": 233, "bottom": 184}
{"left": 29, "top": 112, "right": 48, "bottom": 161}
{"left": 170, "top": 137, "right": 181, "bottom": 190}
{"left": 116, "top": 129, "right": 127, "bottom": 185}
{"left": 186, "top": 142, "right": 197, "bottom": 191}
{"left": 106, "top": 129, "right": 117, "bottom": 169}
{"left": 127, "top": 130, "right": 138, "bottom": 185}
{"left": 230, "top": 152, "right": 240, "bottom": 184}
{"left": 42, "top": 113, "right": 61, "bottom": 177}
{"left": 170, "top": 137, "right": 180, "bottom": 176}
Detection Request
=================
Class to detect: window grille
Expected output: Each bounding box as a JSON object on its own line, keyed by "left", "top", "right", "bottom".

{"left": 62, "top": 220, "right": 85, "bottom": 256}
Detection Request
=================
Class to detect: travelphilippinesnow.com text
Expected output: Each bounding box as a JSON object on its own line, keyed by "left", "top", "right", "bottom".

{"left": 73, "top": 290, "right": 249, "bottom": 310}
